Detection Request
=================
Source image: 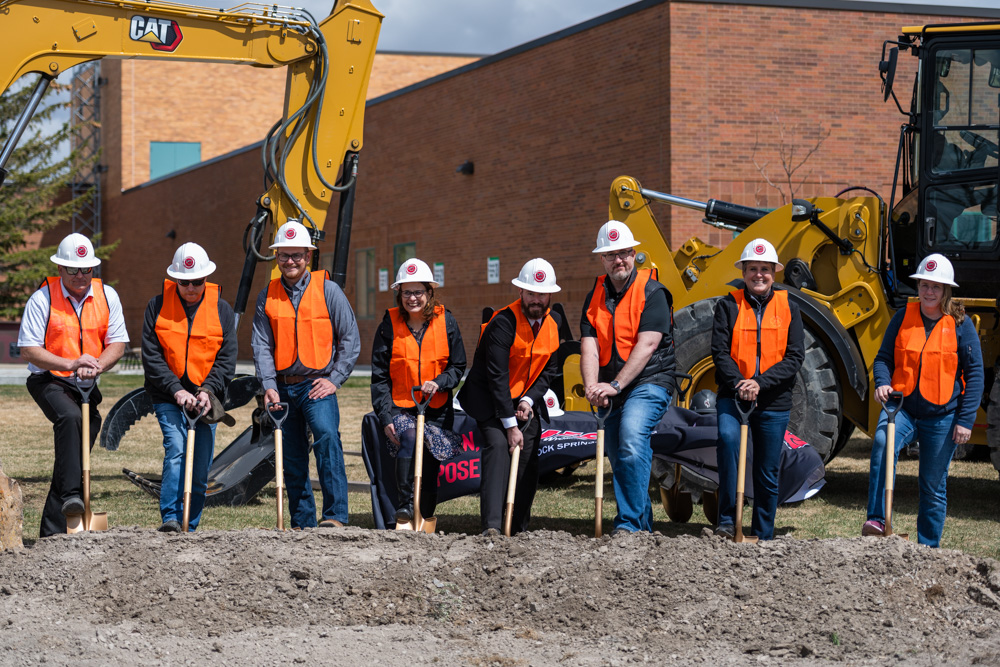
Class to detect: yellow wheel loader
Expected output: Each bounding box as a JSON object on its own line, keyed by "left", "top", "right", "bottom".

{"left": 564, "top": 22, "right": 1000, "bottom": 474}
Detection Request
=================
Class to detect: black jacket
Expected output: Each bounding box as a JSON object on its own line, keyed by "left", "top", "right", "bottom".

{"left": 711, "top": 285, "right": 804, "bottom": 412}
{"left": 370, "top": 308, "right": 466, "bottom": 429}
{"left": 458, "top": 306, "right": 561, "bottom": 423}
{"left": 141, "top": 290, "right": 238, "bottom": 405}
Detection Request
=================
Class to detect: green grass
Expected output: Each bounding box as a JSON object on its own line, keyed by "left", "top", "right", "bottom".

{"left": 2, "top": 373, "right": 999, "bottom": 559}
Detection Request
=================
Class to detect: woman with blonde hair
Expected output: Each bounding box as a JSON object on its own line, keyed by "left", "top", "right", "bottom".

{"left": 864, "top": 254, "right": 983, "bottom": 547}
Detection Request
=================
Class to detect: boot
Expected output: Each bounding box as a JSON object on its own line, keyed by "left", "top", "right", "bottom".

{"left": 394, "top": 456, "right": 414, "bottom": 522}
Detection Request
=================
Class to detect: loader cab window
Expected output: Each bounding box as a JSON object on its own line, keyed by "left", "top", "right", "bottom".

{"left": 924, "top": 181, "right": 999, "bottom": 251}
{"left": 929, "top": 48, "right": 1000, "bottom": 176}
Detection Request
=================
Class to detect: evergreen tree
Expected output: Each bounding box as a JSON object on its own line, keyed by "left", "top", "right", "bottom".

{"left": 0, "top": 74, "right": 113, "bottom": 320}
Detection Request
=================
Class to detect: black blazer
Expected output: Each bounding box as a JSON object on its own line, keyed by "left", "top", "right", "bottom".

{"left": 458, "top": 306, "right": 561, "bottom": 423}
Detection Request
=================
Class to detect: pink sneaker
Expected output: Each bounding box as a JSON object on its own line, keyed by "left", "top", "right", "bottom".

{"left": 862, "top": 519, "right": 885, "bottom": 536}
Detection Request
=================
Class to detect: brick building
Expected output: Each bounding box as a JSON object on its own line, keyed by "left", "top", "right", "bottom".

{"left": 93, "top": 0, "right": 1000, "bottom": 365}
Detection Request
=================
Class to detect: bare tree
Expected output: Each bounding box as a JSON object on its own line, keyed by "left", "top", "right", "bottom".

{"left": 751, "top": 115, "right": 831, "bottom": 207}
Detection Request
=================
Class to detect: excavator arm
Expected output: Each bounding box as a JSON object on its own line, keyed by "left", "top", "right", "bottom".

{"left": 0, "top": 0, "right": 383, "bottom": 324}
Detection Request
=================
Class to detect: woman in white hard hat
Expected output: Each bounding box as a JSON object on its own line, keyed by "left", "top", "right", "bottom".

{"left": 141, "top": 242, "right": 237, "bottom": 532}
{"left": 864, "top": 253, "right": 983, "bottom": 547}
{"left": 370, "top": 258, "right": 467, "bottom": 523}
{"left": 711, "top": 238, "right": 804, "bottom": 540}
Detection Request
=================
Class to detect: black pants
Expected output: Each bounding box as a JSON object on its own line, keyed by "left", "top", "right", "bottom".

{"left": 26, "top": 373, "right": 102, "bottom": 538}
{"left": 395, "top": 426, "right": 441, "bottom": 518}
{"left": 477, "top": 413, "right": 540, "bottom": 534}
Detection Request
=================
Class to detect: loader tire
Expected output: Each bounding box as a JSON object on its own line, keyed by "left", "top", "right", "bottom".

{"left": 672, "top": 297, "right": 843, "bottom": 462}
{"left": 985, "top": 376, "right": 1000, "bottom": 480}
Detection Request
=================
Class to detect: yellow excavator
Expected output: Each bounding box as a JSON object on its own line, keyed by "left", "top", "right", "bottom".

{"left": 0, "top": 0, "right": 383, "bottom": 321}
{"left": 563, "top": 21, "right": 1000, "bottom": 478}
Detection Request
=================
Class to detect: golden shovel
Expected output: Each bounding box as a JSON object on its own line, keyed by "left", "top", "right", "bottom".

{"left": 590, "top": 402, "right": 613, "bottom": 538}
{"left": 67, "top": 376, "right": 108, "bottom": 533}
{"left": 180, "top": 406, "right": 207, "bottom": 533}
{"left": 264, "top": 401, "right": 290, "bottom": 530}
{"left": 502, "top": 419, "right": 531, "bottom": 537}
{"left": 396, "top": 387, "right": 437, "bottom": 534}
{"left": 880, "top": 392, "right": 909, "bottom": 540}
{"left": 733, "top": 398, "right": 758, "bottom": 545}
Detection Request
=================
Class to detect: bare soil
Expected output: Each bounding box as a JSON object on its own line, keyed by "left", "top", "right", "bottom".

{"left": 1, "top": 527, "right": 1000, "bottom": 666}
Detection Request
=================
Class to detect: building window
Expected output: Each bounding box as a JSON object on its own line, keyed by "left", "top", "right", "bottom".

{"left": 149, "top": 141, "right": 201, "bottom": 180}
{"left": 393, "top": 242, "right": 416, "bottom": 277}
{"left": 355, "top": 248, "right": 376, "bottom": 319}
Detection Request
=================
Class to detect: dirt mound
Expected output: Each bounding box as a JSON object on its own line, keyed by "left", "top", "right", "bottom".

{"left": 1, "top": 528, "right": 999, "bottom": 665}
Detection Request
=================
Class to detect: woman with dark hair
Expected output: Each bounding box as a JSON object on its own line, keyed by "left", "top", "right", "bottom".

{"left": 370, "top": 258, "right": 466, "bottom": 523}
{"left": 864, "top": 253, "right": 984, "bottom": 547}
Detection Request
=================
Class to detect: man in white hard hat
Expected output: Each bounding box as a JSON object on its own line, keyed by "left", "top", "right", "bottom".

{"left": 17, "top": 233, "right": 128, "bottom": 537}
{"left": 711, "top": 238, "right": 804, "bottom": 540}
{"left": 459, "top": 258, "right": 563, "bottom": 535}
{"left": 581, "top": 221, "right": 676, "bottom": 534}
{"left": 251, "top": 220, "right": 360, "bottom": 529}
{"left": 141, "top": 242, "right": 237, "bottom": 532}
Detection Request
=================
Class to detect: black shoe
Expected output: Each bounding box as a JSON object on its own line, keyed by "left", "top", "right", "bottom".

{"left": 61, "top": 497, "right": 85, "bottom": 517}
{"left": 714, "top": 524, "right": 735, "bottom": 539}
{"left": 158, "top": 520, "right": 182, "bottom": 533}
{"left": 394, "top": 456, "right": 414, "bottom": 522}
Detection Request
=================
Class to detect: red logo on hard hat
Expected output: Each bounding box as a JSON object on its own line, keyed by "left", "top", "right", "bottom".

{"left": 754, "top": 244, "right": 766, "bottom": 255}
{"left": 406, "top": 264, "right": 417, "bottom": 275}
{"left": 183, "top": 257, "right": 195, "bottom": 270}
{"left": 534, "top": 270, "right": 546, "bottom": 283}
{"left": 546, "top": 397, "right": 556, "bottom": 408}
{"left": 76, "top": 245, "right": 88, "bottom": 258}
{"left": 926, "top": 260, "right": 938, "bottom": 272}
{"left": 608, "top": 229, "right": 620, "bottom": 242}
{"left": 284, "top": 228, "right": 296, "bottom": 240}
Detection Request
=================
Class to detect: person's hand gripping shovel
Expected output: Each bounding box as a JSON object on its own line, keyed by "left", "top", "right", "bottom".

{"left": 590, "top": 401, "right": 613, "bottom": 538}
{"left": 181, "top": 404, "right": 207, "bottom": 533}
{"left": 264, "top": 401, "right": 290, "bottom": 530}
{"left": 67, "top": 375, "right": 108, "bottom": 533}
{"left": 502, "top": 418, "right": 531, "bottom": 537}
{"left": 733, "top": 398, "right": 758, "bottom": 544}
{"left": 396, "top": 387, "right": 437, "bottom": 534}
{"left": 880, "top": 391, "right": 908, "bottom": 540}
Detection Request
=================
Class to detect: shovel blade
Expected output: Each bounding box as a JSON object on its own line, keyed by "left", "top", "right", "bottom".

{"left": 416, "top": 516, "right": 437, "bottom": 534}
{"left": 65, "top": 514, "right": 85, "bottom": 534}
{"left": 734, "top": 532, "right": 758, "bottom": 544}
{"left": 661, "top": 486, "right": 693, "bottom": 523}
{"left": 86, "top": 511, "right": 109, "bottom": 532}
{"left": 395, "top": 519, "right": 414, "bottom": 531}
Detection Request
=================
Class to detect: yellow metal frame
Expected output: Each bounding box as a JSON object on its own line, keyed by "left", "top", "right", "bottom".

{"left": 0, "top": 0, "right": 383, "bottom": 275}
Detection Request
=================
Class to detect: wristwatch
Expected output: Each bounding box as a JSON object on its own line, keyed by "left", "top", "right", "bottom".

{"left": 610, "top": 380, "right": 621, "bottom": 393}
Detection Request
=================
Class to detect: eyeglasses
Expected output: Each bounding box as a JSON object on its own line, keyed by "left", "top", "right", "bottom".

{"left": 178, "top": 278, "right": 205, "bottom": 287}
{"left": 62, "top": 266, "right": 93, "bottom": 276}
{"left": 601, "top": 250, "right": 634, "bottom": 262}
{"left": 401, "top": 289, "right": 427, "bottom": 299}
{"left": 277, "top": 252, "right": 307, "bottom": 263}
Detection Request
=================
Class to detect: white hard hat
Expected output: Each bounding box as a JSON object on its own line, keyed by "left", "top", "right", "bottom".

{"left": 391, "top": 258, "right": 438, "bottom": 288}
{"left": 735, "top": 238, "right": 784, "bottom": 272}
{"left": 167, "top": 242, "right": 216, "bottom": 280}
{"left": 592, "top": 220, "right": 640, "bottom": 254}
{"left": 269, "top": 220, "right": 316, "bottom": 250}
{"left": 512, "top": 258, "right": 561, "bottom": 293}
{"left": 542, "top": 389, "right": 563, "bottom": 417}
{"left": 51, "top": 233, "right": 101, "bottom": 268}
{"left": 910, "top": 253, "right": 958, "bottom": 287}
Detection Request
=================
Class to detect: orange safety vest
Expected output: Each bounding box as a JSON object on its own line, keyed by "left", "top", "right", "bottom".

{"left": 388, "top": 305, "right": 449, "bottom": 409}
{"left": 42, "top": 277, "right": 110, "bottom": 378}
{"left": 729, "top": 289, "right": 791, "bottom": 379}
{"left": 481, "top": 300, "right": 559, "bottom": 399}
{"left": 154, "top": 280, "right": 225, "bottom": 386}
{"left": 891, "top": 301, "right": 959, "bottom": 406}
{"left": 585, "top": 269, "right": 657, "bottom": 367}
{"left": 264, "top": 271, "right": 334, "bottom": 372}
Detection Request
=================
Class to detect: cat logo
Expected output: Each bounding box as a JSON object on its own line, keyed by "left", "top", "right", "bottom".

{"left": 129, "top": 16, "right": 183, "bottom": 52}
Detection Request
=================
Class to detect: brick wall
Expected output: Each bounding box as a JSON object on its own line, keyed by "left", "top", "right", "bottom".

{"left": 99, "top": 2, "right": 994, "bottom": 367}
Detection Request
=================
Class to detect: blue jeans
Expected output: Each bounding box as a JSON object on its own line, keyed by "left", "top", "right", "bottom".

{"left": 716, "top": 398, "right": 788, "bottom": 541}
{"left": 603, "top": 383, "right": 671, "bottom": 532}
{"left": 155, "top": 403, "right": 217, "bottom": 531}
{"left": 278, "top": 380, "right": 348, "bottom": 528}
{"left": 867, "top": 408, "right": 958, "bottom": 547}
